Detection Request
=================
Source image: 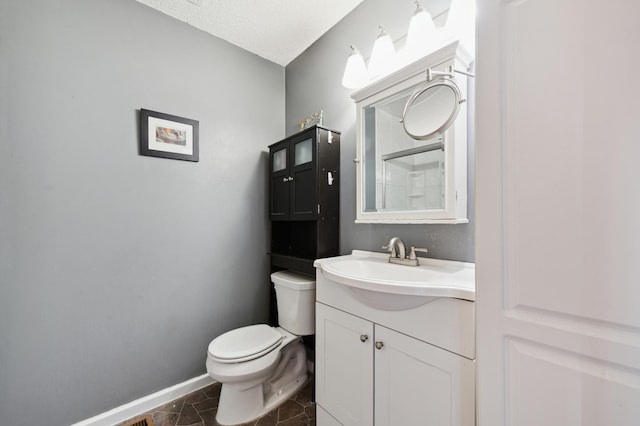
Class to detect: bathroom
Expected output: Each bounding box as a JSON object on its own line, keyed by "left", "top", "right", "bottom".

{"left": 1, "top": 0, "right": 639, "bottom": 425}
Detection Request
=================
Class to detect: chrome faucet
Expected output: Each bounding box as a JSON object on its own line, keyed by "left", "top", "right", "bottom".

{"left": 383, "top": 237, "right": 428, "bottom": 266}
{"left": 384, "top": 237, "right": 406, "bottom": 260}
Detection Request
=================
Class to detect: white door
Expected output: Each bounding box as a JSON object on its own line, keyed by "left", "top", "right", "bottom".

{"left": 476, "top": 0, "right": 640, "bottom": 425}
{"left": 374, "top": 325, "right": 475, "bottom": 426}
{"left": 315, "top": 303, "right": 374, "bottom": 426}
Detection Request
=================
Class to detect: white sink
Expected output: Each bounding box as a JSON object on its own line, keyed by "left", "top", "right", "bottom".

{"left": 314, "top": 250, "right": 475, "bottom": 311}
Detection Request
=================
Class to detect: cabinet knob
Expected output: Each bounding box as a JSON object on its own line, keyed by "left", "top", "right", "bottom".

{"left": 360, "top": 334, "right": 368, "bottom": 342}
{"left": 282, "top": 177, "right": 288, "bottom": 182}
{"left": 375, "top": 341, "right": 384, "bottom": 350}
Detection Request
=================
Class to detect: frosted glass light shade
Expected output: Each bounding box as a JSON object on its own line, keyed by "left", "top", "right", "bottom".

{"left": 341, "top": 45, "right": 369, "bottom": 89}
{"left": 406, "top": 2, "right": 437, "bottom": 58}
{"left": 368, "top": 27, "right": 396, "bottom": 79}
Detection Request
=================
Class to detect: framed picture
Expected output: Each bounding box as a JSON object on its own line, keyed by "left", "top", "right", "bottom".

{"left": 139, "top": 109, "right": 199, "bottom": 162}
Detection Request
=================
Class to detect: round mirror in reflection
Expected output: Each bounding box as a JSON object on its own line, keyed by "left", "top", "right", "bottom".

{"left": 402, "top": 78, "right": 462, "bottom": 141}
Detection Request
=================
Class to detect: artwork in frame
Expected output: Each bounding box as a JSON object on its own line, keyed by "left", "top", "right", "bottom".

{"left": 139, "top": 109, "right": 199, "bottom": 162}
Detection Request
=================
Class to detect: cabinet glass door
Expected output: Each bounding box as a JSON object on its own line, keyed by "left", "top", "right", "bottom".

{"left": 270, "top": 143, "right": 290, "bottom": 220}
{"left": 272, "top": 148, "right": 287, "bottom": 172}
{"left": 294, "top": 138, "right": 313, "bottom": 166}
{"left": 291, "top": 136, "right": 317, "bottom": 219}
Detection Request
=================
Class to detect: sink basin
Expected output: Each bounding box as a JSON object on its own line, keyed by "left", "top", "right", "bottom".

{"left": 314, "top": 250, "right": 475, "bottom": 310}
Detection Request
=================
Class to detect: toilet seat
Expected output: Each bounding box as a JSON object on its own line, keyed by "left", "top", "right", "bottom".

{"left": 208, "top": 324, "right": 283, "bottom": 364}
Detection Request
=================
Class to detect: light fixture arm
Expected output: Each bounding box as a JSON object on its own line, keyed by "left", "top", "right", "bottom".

{"left": 426, "top": 65, "right": 475, "bottom": 81}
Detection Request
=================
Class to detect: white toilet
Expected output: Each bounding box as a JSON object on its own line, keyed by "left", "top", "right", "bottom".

{"left": 206, "top": 270, "right": 315, "bottom": 426}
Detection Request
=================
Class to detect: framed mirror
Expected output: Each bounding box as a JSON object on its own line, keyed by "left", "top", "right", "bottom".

{"left": 351, "top": 41, "right": 471, "bottom": 224}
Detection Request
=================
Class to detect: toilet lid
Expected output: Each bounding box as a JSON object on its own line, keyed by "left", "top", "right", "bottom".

{"left": 208, "top": 324, "right": 283, "bottom": 363}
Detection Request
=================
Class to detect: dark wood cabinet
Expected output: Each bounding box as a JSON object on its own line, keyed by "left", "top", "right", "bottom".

{"left": 268, "top": 125, "right": 340, "bottom": 276}
{"left": 269, "top": 128, "right": 318, "bottom": 220}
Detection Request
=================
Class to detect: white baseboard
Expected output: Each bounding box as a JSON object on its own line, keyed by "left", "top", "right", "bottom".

{"left": 71, "top": 374, "right": 216, "bottom": 426}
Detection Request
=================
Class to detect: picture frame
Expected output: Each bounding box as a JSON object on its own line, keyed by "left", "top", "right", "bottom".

{"left": 139, "top": 109, "right": 199, "bottom": 162}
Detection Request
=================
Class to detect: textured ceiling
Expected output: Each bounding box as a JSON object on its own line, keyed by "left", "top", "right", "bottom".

{"left": 135, "top": 0, "right": 365, "bottom": 66}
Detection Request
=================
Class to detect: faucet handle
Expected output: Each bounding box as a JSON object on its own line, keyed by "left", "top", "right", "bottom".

{"left": 382, "top": 244, "right": 396, "bottom": 257}
{"left": 409, "top": 246, "right": 428, "bottom": 260}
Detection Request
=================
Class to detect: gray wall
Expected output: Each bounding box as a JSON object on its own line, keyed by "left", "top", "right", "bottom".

{"left": 0, "top": 1, "right": 284, "bottom": 425}
{"left": 285, "top": 0, "right": 475, "bottom": 262}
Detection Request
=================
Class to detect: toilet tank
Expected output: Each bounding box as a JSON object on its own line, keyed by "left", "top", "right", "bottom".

{"left": 271, "top": 271, "right": 316, "bottom": 336}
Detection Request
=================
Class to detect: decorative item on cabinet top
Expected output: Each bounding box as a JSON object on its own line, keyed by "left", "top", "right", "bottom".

{"left": 268, "top": 125, "right": 340, "bottom": 276}
{"left": 299, "top": 110, "right": 323, "bottom": 130}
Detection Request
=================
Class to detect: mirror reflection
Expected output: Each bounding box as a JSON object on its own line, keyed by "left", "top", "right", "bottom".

{"left": 403, "top": 80, "right": 461, "bottom": 140}
{"left": 363, "top": 84, "right": 447, "bottom": 213}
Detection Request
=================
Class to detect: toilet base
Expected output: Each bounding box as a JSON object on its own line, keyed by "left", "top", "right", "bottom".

{"left": 215, "top": 341, "right": 308, "bottom": 426}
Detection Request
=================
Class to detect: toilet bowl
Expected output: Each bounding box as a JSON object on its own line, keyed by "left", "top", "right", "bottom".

{"left": 205, "top": 271, "right": 315, "bottom": 426}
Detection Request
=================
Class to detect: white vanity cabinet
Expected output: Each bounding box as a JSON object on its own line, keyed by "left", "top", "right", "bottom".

{"left": 314, "top": 250, "right": 477, "bottom": 426}
{"left": 316, "top": 303, "right": 475, "bottom": 426}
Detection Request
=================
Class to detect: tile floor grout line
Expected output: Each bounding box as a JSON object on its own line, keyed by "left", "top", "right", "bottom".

{"left": 120, "top": 379, "right": 316, "bottom": 426}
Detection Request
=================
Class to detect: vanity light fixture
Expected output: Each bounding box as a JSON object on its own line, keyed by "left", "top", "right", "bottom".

{"left": 341, "top": 45, "right": 369, "bottom": 89}
{"left": 405, "top": 1, "right": 437, "bottom": 58}
{"left": 340, "top": 0, "right": 471, "bottom": 90}
{"left": 367, "top": 26, "right": 397, "bottom": 79}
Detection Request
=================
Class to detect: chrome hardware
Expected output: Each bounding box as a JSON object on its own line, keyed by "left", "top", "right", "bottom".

{"left": 360, "top": 335, "right": 369, "bottom": 342}
{"left": 289, "top": 176, "right": 294, "bottom": 181}
{"left": 383, "top": 237, "right": 406, "bottom": 260}
{"left": 283, "top": 177, "right": 288, "bottom": 182}
{"left": 425, "top": 65, "right": 475, "bottom": 82}
{"left": 383, "top": 238, "right": 426, "bottom": 266}
{"left": 407, "top": 246, "right": 429, "bottom": 265}
{"left": 353, "top": 158, "right": 360, "bottom": 163}
{"left": 375, "top": 341, "right": 384, "bottom": 350}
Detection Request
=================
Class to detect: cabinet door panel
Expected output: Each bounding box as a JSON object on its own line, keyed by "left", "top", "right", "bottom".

{"left": 291, "top": 167, "right": 316, "bottom": 218}
{"left": 316, "top": 303, "right": 373, "bottom": 426}
{"left": 269, "top": 141, "right": 291, "bottom": 220}
{"left": 374, "top": 325, "right": 475, "bottom": 426}
{"left": 270, "top": 174, "right": 290, "bottom": 220}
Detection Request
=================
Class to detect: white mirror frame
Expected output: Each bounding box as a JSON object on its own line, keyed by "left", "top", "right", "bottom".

{"left": 351, "top": 41, "right": 472, "bottom": 224}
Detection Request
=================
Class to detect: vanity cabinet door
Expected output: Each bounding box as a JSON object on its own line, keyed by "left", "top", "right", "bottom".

{"left": 316, "top": 303, "right": 374, "bottom": 426}
{"left": 374, "top": 325, "right": 476, "bottom": 426}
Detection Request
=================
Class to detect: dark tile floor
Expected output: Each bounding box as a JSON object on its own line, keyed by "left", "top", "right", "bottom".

{"left": 118, "top": 378, "right": 315, "bottom": 426}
